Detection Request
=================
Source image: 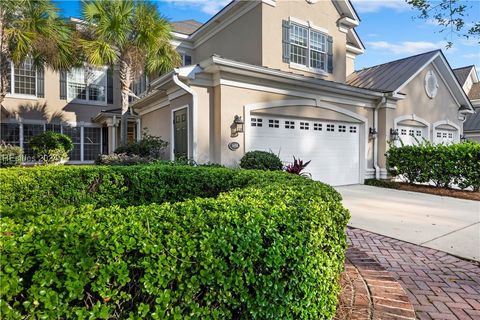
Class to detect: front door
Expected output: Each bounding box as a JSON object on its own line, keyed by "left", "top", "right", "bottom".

{"left": 173, "top": 108, "right": 188, "bottom": 159}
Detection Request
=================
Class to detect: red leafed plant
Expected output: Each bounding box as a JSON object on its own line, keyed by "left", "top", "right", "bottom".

{"left": 285, "top": 156, "right": 311, "bottom": 177}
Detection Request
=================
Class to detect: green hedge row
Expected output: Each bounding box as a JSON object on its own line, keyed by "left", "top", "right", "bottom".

{"left": 0, "top": 165, "right": 349, "bottom": 319}
{"left": 386, "top": 141, "right": 480, "bottom": 191}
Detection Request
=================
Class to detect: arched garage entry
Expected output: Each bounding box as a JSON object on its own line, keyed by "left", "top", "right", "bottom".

{"left": 244, "top": 99, "right": 367, "bottom": 186}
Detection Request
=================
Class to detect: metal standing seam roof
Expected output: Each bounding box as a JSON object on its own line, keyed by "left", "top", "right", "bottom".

{"left": 346, "top": 50, "right": 440, "bottom": 92}
{"left": 453, "top": 65, "right": 475, "bottom": 86}
{"left": 171, "top": 20, "right": 203, "bottom": 35}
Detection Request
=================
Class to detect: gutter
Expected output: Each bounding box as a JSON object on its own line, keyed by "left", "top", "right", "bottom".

{"left": 373, "top": 96, "right": 386, "bottom": 180}
{"left": 173, "top": 69, "right": 198, "bottom": 162}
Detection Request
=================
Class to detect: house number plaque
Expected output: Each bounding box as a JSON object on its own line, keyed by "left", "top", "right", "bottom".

{"left": 228, "top": 142, "right": 240, "bottom": 151}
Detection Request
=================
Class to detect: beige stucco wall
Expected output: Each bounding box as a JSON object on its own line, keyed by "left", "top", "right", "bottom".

{"left": 261, "top": 0, "right": 347, "bottom": 82}
{"left": 1, "top": 67, "right": 122, "bottom": 125}
{"left": 194, "top": 5, "right": 262, "bottom": 66}
{"left": 346, "top": 55, "right": 355, "bottom": 77}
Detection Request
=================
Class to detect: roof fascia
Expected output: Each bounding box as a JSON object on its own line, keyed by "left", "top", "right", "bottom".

{"left": 393, "top": 52, "right": 440, "bottom": 95}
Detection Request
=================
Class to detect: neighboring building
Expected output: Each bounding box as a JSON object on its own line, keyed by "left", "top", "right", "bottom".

{"left": 453, "top": 65, "right": 480, "bottom": 142}
{"left": 132, "top": 0, "right": 473, "bottom": 186}
{"left": 0, "top": 19, "right": 194, "bottom": 163}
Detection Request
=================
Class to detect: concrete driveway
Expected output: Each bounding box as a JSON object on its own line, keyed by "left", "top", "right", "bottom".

{"left": 336, "top": 185, "right": 480, "bottom": 261}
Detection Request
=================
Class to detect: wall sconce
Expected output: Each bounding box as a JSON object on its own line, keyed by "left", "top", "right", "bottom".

{"left": 390, "top": 128, "right": 399, "bottom": 141}
{"left": 460, "top": 134, "right": 466, "bottom": 142}
{"left": 369, "top": 127, "right": 378, "bottom": 139}
{"left": 230, "top": 115, "right": 244, "bottom": 137}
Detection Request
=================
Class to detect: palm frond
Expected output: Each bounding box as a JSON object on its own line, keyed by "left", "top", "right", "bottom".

{"left": 78, "top": 39, "right": 117, "bottom": 67}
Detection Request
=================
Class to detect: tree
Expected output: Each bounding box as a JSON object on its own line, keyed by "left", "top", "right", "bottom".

{"left": 80, "top": 0, "right": 181, "bottom": 147}
{"left": 0, "top": 0, "right": 75, "bottom": 105}
{"left": 407, "top": 0, "right": 480, "bottom": 47}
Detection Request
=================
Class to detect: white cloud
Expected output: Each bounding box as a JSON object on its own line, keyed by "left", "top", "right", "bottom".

{"left": 352, "top": 0, "right": 410, "bottom": 13}
{"left": 367, "top": 40, "right": 452, "bottom": 55}
{"left": 367, "top": 33, "right": 379, "bottom": 37}
{"left": 163, "top": 0, "right": 230, "bottom": 15}
{"left": 461, "top": 53, "right": 480, "bottom": 59}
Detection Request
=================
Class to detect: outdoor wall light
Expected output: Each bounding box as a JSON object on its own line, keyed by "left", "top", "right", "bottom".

{"left": 390, "top": 128, "right": 399, "bottom": 141}
{"left": 460, "top": 134, "right": 466, "bottom": 142}
{"left": 230, "top": 115, "right": 244, "bottom": 137}
{"left": 369, "top": 127, "right": 378, "bottom": 138}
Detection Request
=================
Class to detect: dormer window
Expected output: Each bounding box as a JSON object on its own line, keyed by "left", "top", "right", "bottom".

{"left": 283, "top": 20, "right": 333, "bottom": 74}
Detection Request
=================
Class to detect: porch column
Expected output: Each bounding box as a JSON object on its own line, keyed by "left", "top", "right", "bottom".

{"left": 136, "top": 118, "right": 141, "bottom": 141}
{"left": 106, "top": 119, "right": 116, "bottom": 154}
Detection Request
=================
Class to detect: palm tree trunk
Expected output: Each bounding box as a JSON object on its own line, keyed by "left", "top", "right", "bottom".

{"left": 0, "top": 10, "right": 9, "bottom": 106}
{"left": 119, "top": 60, "right": 132, "bottom": 147}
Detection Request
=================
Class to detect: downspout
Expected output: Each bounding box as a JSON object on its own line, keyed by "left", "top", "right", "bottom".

{"left": 373, "top": 96, "right": 386, "bottom": 180}
{"left": 172, "top": 70, "right": 198, "bottom": 162}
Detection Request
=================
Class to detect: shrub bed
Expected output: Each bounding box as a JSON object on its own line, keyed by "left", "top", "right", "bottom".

{"left": 386, "top": 141, "right": 480, "bottom": 191}
{"left": 0, "top": 165, "right": 349, "bottom": 319}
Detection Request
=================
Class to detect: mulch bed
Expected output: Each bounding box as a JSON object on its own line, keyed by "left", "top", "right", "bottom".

{"left": 396, "top": 183, "right": 480, "bottom": 201}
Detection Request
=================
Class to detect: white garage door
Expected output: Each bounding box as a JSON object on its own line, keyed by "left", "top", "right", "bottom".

{"left": 397, "top": 125, "right": 428, "bottom": 146}
{"left": 434, "top": 129, "right": 457, "bottom": 144}
{"left": 247, "top": 115, "right": 360, "bottom": 186}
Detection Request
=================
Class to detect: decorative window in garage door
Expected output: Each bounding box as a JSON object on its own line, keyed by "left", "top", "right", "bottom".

{"left": 338, "top": 125, "right": 346, "bottom": 132}
{"left": 285, "top": 121, "right": 295, "bottom": 129}
{"left": 314, "top": 123, "right": 322, "bottom": 131}
{"left": 397, "top": 125, "right": 427, "bottom": 146}
{"left": 268, "top": 119, "right": 279, "bottom": 128}
{"left": 349, "top": 126, "right": 357, "bottom": 133}
{"left": 434, "top": 129, "right": 457, "bottom": 144}
{"left": 251, "top": 118, "right": 262, "bottom": 127}
{"left": 326, "top": 124, "right": 335, "bottom": 132}
{"left": 300, "top": 122, "right": 309, "bottom": 130}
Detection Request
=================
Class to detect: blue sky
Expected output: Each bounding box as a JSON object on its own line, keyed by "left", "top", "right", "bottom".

{"left": 56, "top": 0, "right": 480, "bottom": 72}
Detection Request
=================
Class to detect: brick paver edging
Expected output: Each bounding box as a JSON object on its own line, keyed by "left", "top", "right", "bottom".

{"left": 335, "top": 247, "right": 416, "bottom": 320}
{"left": 347, "top": 227, "right": 480, "bottom": 320}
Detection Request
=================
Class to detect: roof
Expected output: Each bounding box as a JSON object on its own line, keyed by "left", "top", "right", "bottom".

{"left": 468, "top": 82, "right": 480, "bottom": 100}
{"left": 453, "top": 65, "right": 475, "bottom": 86}
{"left": 347, "top": 50, "right": 440, "bottom": 92}
{"left": 464, "top": 107, "right": 480, "bottom": 132}
{"left": 171, "top": 19, "right": 203, "bottom": 35}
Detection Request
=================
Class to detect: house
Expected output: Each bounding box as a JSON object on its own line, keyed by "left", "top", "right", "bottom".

{"left": 0, "top": 19, "right": 193, "bottom": 163}
{"left": 132, "top": 0, "right": 473, "bottom": 186}
{"left": 453, "top": 65, "right": 480, "bottom": 142}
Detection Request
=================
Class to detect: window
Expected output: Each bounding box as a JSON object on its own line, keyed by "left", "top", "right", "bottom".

{"left": 326, "top": 124, "right": 334, "bottom": 132}
{"left": 349, "top": 126, "right": 357, "bottom": 133}
{"left": 23, "top": 124, "right": 44, "bottom": 157}
{"left": 181, "top": 54, "right": 192, "bottom": 66}
{"left": 46, "top": 124, "right": 61, "bottom": 133}
{"left": 401, "top": 129, "right": 407, "bottom": 135}
{"left": 416, "top": 130, "right": 422, "bottom": 137}
{"left": 67, "top": 66, "right": 107, "bottom": 103}
{"left": 338, "top": 125, "right": 346, "bottom": 132}
{"left": 6, "top": 58, "right": 39, "bottom": 96}
{"left": 268, "top": 119, "right": 279, "bottom": 128}
{"left": 130, "top": 74, "right": 148, "bottom": 102}
{"left": 313, "top": 123, "right": 322, "bottom": 131}
{"left": 437, "top": 132, "right": 442, "bottom": 138}
{"left": 251, "top": 118, "right": 262, "bottom": 127}
{"left": 285, "top": 121, "right": 295, "bottom": 129}
{"left": 443, "top": 132, "right": 447, "bottom": 138}
{"left": 448, "top": 133, "right": 453, "bottom": 139}
{"left": 62, "top": 126, "right": 81, "bottom": 161}
{"left": 300, "top": 122, "right": 309, "bottom": 130}
{"left": 289, "top": 24, "right": 327, "bottom": 71}
{"left": 409, "top": 129, "right": 415, "bottom": 136}
{"left": 1, "top": 123, "right": 20, "bottom": 146}
{"left": 84, "top": 127, "right": 101, "bottom": 161}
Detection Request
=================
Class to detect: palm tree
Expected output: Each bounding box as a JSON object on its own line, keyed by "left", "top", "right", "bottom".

{"left": 0, "top": 0, "right": 75, "bottom": 105}
{"left": 80, "top": 0, "right": 181, "bottom": 147}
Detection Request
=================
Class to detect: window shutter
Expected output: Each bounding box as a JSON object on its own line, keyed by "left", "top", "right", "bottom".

{"left": 107, "top": 68, "right": 113, "bottom": 104}
{"left": 184, "top": 55, "right": 192, "bottom": 66}
{"left": 282, "top": 20, "right": 291, "bottom": 63}
{"left": 59, "top": 70, "right": 67, "bottom": 99}
{"left": 327, "top": 35, "right": 333, "bottom": 73}
{"left": 36, "top": 66, "right": 44, "bottom": 98}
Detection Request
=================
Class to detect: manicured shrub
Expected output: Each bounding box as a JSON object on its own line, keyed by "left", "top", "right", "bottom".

{"left": 364, "top": 178, "right": 399, "bottom": 189}
{"left": 386, "top": 141, "right": 480, "bottom": 191}
{"left": 0, "top": 165, "right": 349, "bottom": 319}
{"left": 240, "top": 150, "right": 283, "bottom": 171}
{"left": 114, "top": 134, "right": 168, "bottom": 158}
{"left": 95, "top": 153, "right": 152, "bottom": 165}
{"left": 0, "top": 143, "right": 23, "bottom": 167}
{"left": 29, "top": 131, "right": 73, "bottom": 163}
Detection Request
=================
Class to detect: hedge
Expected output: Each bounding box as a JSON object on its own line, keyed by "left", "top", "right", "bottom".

{"left": 386, "top": 141, "right": 480, "bottom": 191}
{"left": 0, "top": 164, "right": 349, "bottom": 319}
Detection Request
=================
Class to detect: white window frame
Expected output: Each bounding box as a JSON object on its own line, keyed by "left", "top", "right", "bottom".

{"left": 288, "top": 19, "right": 328, "bottom": 75}
{"left": 66, "top": 65, "right": 108, "bottom": 106}
{"left": 5, "top": 59, "right": 38, "bottom": 99}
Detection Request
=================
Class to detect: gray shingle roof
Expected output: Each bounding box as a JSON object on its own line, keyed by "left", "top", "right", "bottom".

{"left": 346, "top": 50, "right": 440, "bottom": 92}
{"left": 468, "top": 82, "right": 480, "bottom": 100}
{"left": 453, "top": 65, "right": 474, "bottom": 86}
{"left": 171, "top": 20, "right": 203, "bottom": 35}
{"left": 464, "top": 107, "right": 480, "bottom": 132}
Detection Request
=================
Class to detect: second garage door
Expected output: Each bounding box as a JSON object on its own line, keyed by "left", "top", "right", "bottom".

{"left": 247, "top": 115, "right": 361, "bottom": 186}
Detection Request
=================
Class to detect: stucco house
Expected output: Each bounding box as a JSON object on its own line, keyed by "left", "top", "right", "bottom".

{"left": 132, "top": 0, "right": 473, "bottom": 186}
{"left": 453, "top": 65, "right": 480, "bottom": 142}
{"left": 0, "top": 0, "right": 473, "bottom": 186}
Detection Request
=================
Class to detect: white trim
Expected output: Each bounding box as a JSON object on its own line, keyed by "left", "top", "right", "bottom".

{"left": 432, "top": 120, "right": 460, "bottom": 132}
{"left": 244, "top": 98, "right": 368, "bottom": 184}
{"left": 394, "top": 53, "right": 440, "bottom": 95}
{"left": 346, "top": 44, "right": 364, "bottom": 55}
{"left": 5, "top": 94, "right": 38, "bottom": 100}
{"left": 289, "top": 63, "right": 329, "bottom": 76}
{"left": 138, "top": 99, "right": 170, "bottom": 116}
{"left": 262, "top": 0, "right": 276, "bottom": 7}
{"left": 431, "top": 63, "right": 460, "bottom": 107}
{"left": 168, "top": 88, "right": 188, "bottom": 101}
{"left": 394, "top": 114, "right": 431, "bottom": 141}
{"left": 170, "top": 105, "right": 190, "bottom": 161}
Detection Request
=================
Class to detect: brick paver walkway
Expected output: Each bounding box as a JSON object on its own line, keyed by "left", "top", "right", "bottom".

{"left": 347, "top": 227, "right": 480, "bottom": 320}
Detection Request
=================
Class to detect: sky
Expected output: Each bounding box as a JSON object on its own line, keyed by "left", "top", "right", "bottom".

{"left": 55, "top": 0, "right": 480, "bottom": 72}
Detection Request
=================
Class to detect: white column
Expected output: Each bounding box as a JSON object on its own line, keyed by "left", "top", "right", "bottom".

{"left": 80, "top": 123, "right": 85, "bottom": 162}
{"left": 136, "top": 118, "right": 141, "bottom": 141}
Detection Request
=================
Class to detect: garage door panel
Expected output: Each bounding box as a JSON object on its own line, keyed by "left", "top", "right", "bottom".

{"left": 248, "top": 115, "right": 360, "bottom": 186}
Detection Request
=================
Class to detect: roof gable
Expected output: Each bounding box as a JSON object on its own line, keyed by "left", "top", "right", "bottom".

{"left": 453, "top": 65, "right": 475, "bottom": 86}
